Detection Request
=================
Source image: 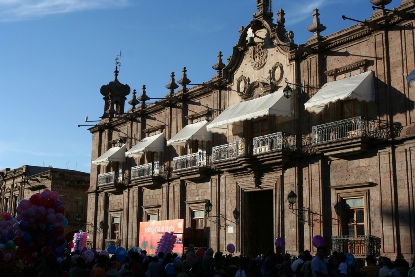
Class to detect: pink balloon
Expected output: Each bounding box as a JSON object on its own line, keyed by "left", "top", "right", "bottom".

{"left": 41, "top": 189, "right": 51, "bottom": 198}
{"left": 50, "top": 191, "right": 59, "bottom": 200}
{"left": 19, "top": 199, "right": 31, "bottom": 210}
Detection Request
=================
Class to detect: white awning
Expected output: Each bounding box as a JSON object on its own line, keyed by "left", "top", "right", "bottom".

{"left": 125, "top": 133, "right": 165, "bottom": 158}
{"left": 206, "top": 90, "right": 291, "bottom": 134}
{"left": 304, "top": 71, "right": 375, "bottom": 114}
{"left": 92, "top": 144, "right": 126, "bottom": 165}
{"left": 167, "top": 120, "right": 212, "bottom": 147}
{"left": 407, "top": 69, "right": 415, "bottom": 87}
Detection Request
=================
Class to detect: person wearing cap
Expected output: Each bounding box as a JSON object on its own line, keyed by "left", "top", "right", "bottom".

{"left": 174, "top": 259, "right": 188, "bottom": 277}
{"left": 203, "top": 248, "right": 214, "bottom": 277}
{"left": 90, "top": 255, "right": 109, "bottom": 277}
{"left": 310, "top": 246, "right": 328, "bottom": 277}
{"left": 68, "top": 256, "right": 90, "bottom": 277}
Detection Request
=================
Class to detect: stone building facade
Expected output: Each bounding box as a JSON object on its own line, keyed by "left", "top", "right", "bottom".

{"left": 86, "top": 0, "right": 415, "bottom": 261}
{"left": 0, "top": 166, "right": 90, "bottom": 241}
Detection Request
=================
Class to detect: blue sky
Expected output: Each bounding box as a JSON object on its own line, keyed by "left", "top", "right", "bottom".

{"left": 0, "top": 0, "right": 400, "bottom": 174}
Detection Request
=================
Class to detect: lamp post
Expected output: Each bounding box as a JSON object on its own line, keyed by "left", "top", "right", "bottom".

{"left": 287, "top": 190, "right": 316, "bottom": 226}
{"left": 204, "top": 200, "right": 240, "bottom": 251}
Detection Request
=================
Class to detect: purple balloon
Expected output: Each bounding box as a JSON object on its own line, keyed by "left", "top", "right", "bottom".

{"left": 275, "top": 237, "right": 286, "bottom": 248}
{"left": 226, "top": 243, "right": 235, "bottom": 253}
{"left": 312, "top": 235, "right": 324, "bottom": 248}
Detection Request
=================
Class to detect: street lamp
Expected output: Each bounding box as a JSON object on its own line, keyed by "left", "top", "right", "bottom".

{"left": 287, "top": 190, "right": 317, "bottom": 226}
{"left": 204, "top": 200, "right": 240, "bottom": 226}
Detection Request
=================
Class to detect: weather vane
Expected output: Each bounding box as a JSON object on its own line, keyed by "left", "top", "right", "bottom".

{"left": 115, "top": 50, "right": 122, "bottom": 69}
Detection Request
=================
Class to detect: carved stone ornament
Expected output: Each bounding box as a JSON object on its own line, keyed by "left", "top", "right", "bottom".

{"left": 249, "top": 43, "right": 267, "bottom": 70}
{"left": 270, "top": 62, "right": 284, "bottom": 86}
{"left": 237, "top": 75, "right": 249, "bottom": 98}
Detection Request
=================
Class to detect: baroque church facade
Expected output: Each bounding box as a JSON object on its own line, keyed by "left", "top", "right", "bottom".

{"left": 86, "top": 0, "right": 415, "bottom": 261}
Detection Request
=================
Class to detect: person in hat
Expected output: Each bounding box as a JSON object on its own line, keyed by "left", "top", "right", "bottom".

{"left": 68, "top": 256, "right": 90, "bottom": 277}
{"left": 203, "top": 248, "right": 214, "bottom": 277}
{"left": 174, "top": 259, "right": 188, "bottom": 277}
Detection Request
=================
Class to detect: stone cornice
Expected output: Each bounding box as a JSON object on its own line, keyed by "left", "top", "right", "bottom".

{"left": 325, "top": 59, "right": 370, "bottom": 77}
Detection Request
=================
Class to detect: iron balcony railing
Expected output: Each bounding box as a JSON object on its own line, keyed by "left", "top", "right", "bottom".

{"left": 172, "top": 150, "right": 208, "bottom": 171}
{"left": 98, "top": 171, "right": 115, "bottom": 186}
{"left": 212, "top": 132, "right": 296, "bottom": 163}
{"left": 312, "top": 116, "right": 389, "bottom": 144}
{"left": 105, "top": 239, "right": 121, "bottom": 250}
{"left": 332, "top": 235, "right": 381, "bottom": 257}
{"left": 131, "top": 162, "right": 160, "bottom": 179}
{"left": 212, "top": 139, "right": 248, "bottom": 162}
{"left": 252, "top": 132, "right": 296, "bottom": 154}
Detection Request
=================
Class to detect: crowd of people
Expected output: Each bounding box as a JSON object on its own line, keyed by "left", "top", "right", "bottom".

{"left": 3, "top": 244, "right": 415, "bottom": 277}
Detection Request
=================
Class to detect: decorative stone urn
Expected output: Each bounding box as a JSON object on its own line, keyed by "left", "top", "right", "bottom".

{"left": 370, "top": 0, "right": 392, "bottom": 7}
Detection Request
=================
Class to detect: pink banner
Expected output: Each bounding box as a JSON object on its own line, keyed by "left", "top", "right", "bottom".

{"left": 139, "top": 219, "right": 184, "bottom": 255}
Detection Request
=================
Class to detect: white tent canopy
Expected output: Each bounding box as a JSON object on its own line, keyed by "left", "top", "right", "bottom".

{"left": 206, "top": 90, "right": 291, "bottom": 134}
{"left": 167, "top": 120, "right": 211, "bottom": 147}
{"left": 92, "top": 144, "right": 126, "bottom": 165}
{"left": 125, "top": 133, "right": 165, "bottom": 158}
{"left": 304, "top": 71, "right": 375, "bottom": 114}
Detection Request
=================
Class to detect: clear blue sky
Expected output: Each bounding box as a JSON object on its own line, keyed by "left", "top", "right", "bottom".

{"left": 0, "top": 0, "right": 400, "bottom": 174}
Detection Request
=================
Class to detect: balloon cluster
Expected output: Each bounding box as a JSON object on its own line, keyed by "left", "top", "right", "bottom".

{"left": 0, "top": 212, "right": 17, "bottom": 269}
{"left": 156, "top": 232, "right": 177, "bottom": 255}
{"left": 14, "top": 189, "right": 68, "bottom": 266}
{"left": 72, "top": 231, "right": 88, "bottom": 252}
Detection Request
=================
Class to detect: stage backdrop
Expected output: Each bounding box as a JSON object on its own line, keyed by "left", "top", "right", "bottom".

{"left": 138, "top": 219, "right": 184, "bottom": 255}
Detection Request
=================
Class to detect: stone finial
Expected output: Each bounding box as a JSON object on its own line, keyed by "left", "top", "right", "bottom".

{"left": 212, "top": 51, "right": 226, "bottom": 77}
{"left": 138, "top": 85, "right": 150, "bottom": 109}
{"left": 307, "top": 9, "right": 326, "bottom": 38}
{"left": 178, "top": 67, "right": 191, "bottom": 87}
{"left": 277, "top": 9, "right": 285, "bottom": 28}
{"left": 165, "top": 72, "right": 179, "bottom": 97}
{"left": 128, "top": 89, "right": 139, "bottom": 110}
{"left": 370, "top": 0, "right": 392, "bottom": 8}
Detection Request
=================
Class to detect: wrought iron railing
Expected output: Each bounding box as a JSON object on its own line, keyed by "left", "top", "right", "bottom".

{"left": 332, "top": 235, "right": 381, "bottom": 257}
{"left": 131, "top": 162, "right": 160, "bottom": 179}
{"left": 172, "top": 151, "right": 208, "bottom": 171}
{"left": 312, "top": 116, "right": 389, "bottom": 145}
{"left": 212, "top": 139, "right": 248, "bottom": 162}
{"left": 98, "top": 171, "right": 115, "bottom": 185}
{"left": 105, "top": 239, "right": 121, "bottom": 250}
{"left": 252, "top": 132, "right": 296, "bottom": 154}
{"left": 212, "top": 133, "right": 297, "bottom": 162}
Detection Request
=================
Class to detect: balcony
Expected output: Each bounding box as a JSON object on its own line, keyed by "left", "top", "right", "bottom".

{"left": 105, "top": 239, "right": 121, "bottom": 250}
{"left": 172, "top": 151, "right": 211, "bottom": 181}
{"left": 98, "top": 171, "right": 115, "bottom": 185}
{"left": 311, "top": 116, "right": 389, "bottom": 157}
{"left": 332, "top": 235, "right": 381, "bottom": 258}
{"left": 130, "top": 162, "right": 163, "bottom": 187}
{"left": 211, "top": 132, "right": 296, "bottom": 179}
{"left": 97, "top": 171, "right": 125, "bottom": 192}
